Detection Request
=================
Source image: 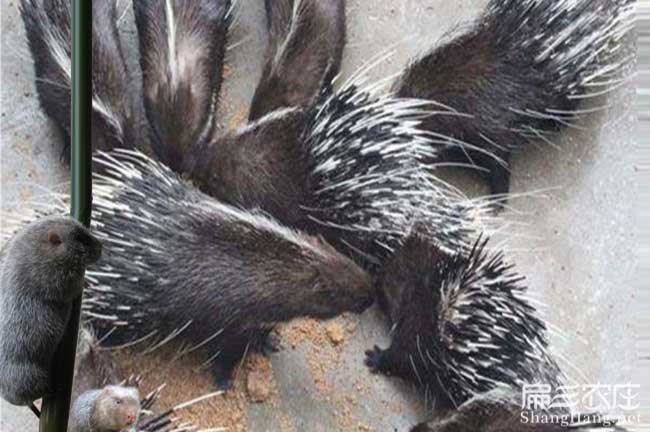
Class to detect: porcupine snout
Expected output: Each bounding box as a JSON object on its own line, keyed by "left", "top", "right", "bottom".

{"left": 309, "top": 237, "right": 374, "bottom": 316}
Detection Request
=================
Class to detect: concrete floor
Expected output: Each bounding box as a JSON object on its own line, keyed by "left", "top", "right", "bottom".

{"left": 0, "top": 0, "right": 642, "bottom": 431}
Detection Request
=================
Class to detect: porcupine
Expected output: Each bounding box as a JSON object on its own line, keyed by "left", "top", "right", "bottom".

{"left": 133, "top": 0, "right": 234, "bottom": 172}
{"left": 0, "top": 217, "right": 102, "bottom": 405}
{"left": 410, "top": 388, "right": 628, "bottom": 432}
{"left": 364, "top": 229, "right": 562, "bottom": 410}
{"left": 248, "top": 0, "right": 347, "bottom": 120}
{"left": 393, "top": 0, "right": 634, "bottom": 197}
{"left": 20, "top": 0, "right": 137, "bottom": 161}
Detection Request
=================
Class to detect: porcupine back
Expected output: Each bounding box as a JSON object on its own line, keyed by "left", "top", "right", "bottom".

{"left": 369, "top": 232, "right": 562, "bottom": 409}
{"left": 20, "top": 0, "right": 136, "bottom": 160}
{"left": 298, "top": 81, "right": 498, "bottom": 265}
{"left": 133, "top": 0, "right": 233, "bottom": 172}
{"left": 394, "top": 0, "right": 634, "bottom": 196}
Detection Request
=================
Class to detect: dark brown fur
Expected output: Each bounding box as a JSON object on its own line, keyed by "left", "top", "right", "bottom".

{"left": 184, "top": 107, "right": 311, "bottom": 229}
{"left": 364, "top": 231, "right": 454, "bottom": 406}
{"left": 393, "top": 0, "right": 629, "bottom": 198}
{"left": 394, "top": 31, "right": 522, "bottom": 196}
{"left": 366, "top": 231, "right": 561, "bottom": 410}
{"left": 20, "top": 0, "right": 136, "bottom": 161}
{"left": 249, "top": 0, "right": 346, "bottom": 120}
{"left": 134, "top": 0, "right": 232, "bottom": 173}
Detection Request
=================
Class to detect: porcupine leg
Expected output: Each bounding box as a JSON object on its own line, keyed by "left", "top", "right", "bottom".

{"left": 364, "top": 344, "right": 412, "bottom": 378}
{"left": 209, "top": 328, "right": 278, "bottom": 390}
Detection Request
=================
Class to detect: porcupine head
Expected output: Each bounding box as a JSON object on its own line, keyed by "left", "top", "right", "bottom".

{"left": 375, "top": 223, "right": 446, "bottom": 325}
{"left": 277, "top": 234, "right": 374, "bottom": 320}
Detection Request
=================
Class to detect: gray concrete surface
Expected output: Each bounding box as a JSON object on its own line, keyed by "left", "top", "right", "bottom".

{"left": 0, "top": 0, "right": 642, "bottom": 431}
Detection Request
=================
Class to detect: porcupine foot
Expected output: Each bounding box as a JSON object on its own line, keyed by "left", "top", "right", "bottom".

{"left": 212, "top": 362, "right": 237, "bottom": 391}
{"left": 262, "top": 331, "right": 282, "bottom": 355}
{"left": 364, "top": 342, "right": 418, "bottom": 381}
{"left": 364, "top": 345, "right": 392, "bottom": 374}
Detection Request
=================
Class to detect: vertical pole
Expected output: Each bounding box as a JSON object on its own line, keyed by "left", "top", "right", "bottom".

{"left": 39, "top": 0, "right": 92, "bottom": 430}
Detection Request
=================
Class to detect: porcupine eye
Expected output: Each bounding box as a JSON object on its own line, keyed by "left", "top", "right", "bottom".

{"left": 47, "top": 230, "right": 62, "bottom": 246}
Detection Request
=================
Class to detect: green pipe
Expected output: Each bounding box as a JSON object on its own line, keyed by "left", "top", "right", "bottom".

{"left": 39, "top": 0, "right": 92, "bottom": 430}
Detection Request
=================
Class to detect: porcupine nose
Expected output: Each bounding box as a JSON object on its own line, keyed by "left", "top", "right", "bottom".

{"left": 126, "top": 413, "right": 135, "bottom": 424}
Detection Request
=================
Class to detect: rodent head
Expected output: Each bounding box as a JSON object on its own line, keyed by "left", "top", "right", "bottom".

{"left": 95, "top": 385, "right": 140, "bottom": 430}
{"left": 8, "top": 216, "right": 102, "bottom": 295}
{"left": 299, "top": 236, "right": 374, "bottom": 318}
{"left": 34, "top": 216, "right": 102, "bottom": 266}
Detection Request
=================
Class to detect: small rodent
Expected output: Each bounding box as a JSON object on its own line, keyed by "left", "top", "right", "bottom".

{"left": 366, "top": 230, "right": 561, "bottom": 409}
{"left": 249, "top": 0, "right": 347, "bottom": 120}
{"left": 72, "top": 327, "right": 223, "bottom": 431}
{"left": 61, "top": 149, "right": 372, "bottom": 387}
{"left": 0, "top": 216, "right": 102, "bottom": 405}
{"left": 69, "top": 385, "right": 140, "bottom": 432}
{"left": 133, "top": 0, "right": 233, "bottom": 172}
{"left": 20, "top": 0, "right": 136, "bottom": 160}
{"left": 393, "top": 0, "right": 633, "bottom": 197}
{"left": 411, "top": 388, "right": 627, "bottom": 432}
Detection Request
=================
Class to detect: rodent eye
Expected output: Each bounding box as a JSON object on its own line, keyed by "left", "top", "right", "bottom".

{"left": 47, "top": 230, "right": 62, "bottom": 245}
{"left": 115, "top": 399, "right": 122, "bottom": 405}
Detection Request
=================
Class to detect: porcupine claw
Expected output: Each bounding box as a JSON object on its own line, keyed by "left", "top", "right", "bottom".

{"left": 364, "top": 345, "right": 389, "bottom": 374}
{"left": 214, "top": 375, "right": 234, "bottom": 392}
{"left": 262, "top": 332, "right": 282, "bottom": 355}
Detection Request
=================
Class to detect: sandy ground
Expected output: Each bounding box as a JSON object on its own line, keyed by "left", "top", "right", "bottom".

{"left": 0, "top": 0, "right": 644, "bottom": 431}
